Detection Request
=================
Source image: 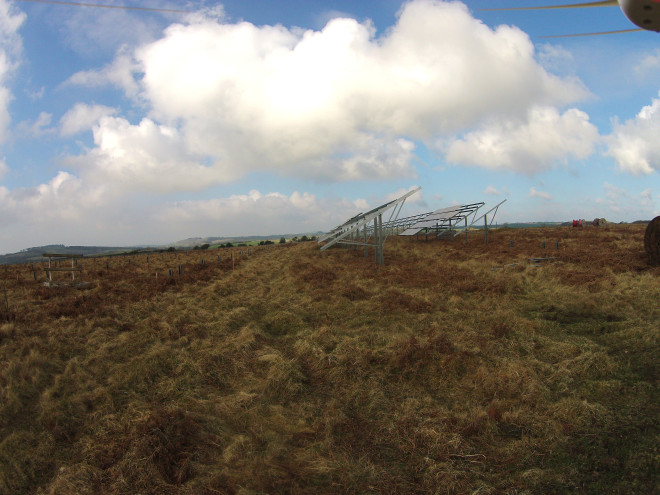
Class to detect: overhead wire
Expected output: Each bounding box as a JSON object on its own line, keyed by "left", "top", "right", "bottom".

{"left": 14, "top": 0, "right": 192, "bottom": 14}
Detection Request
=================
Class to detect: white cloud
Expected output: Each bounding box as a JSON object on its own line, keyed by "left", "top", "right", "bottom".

{"left": 67, "top": 47, "right": 140, "bottom": 97}
{"left": 634, "top": 49, "right": 660, "bottom": 77}
{"left": 537, "top": 43, "right": 575, "bottom": 74}
{"left": 604, "top": 182, "right": 628, "bottom": 203}
{"left": 0, "top": 158, "right": 7, "bottom": 180}
{"left": 64, "top": 0, "right": 589, "bottom": 186}
{"left": 17, "top": 111, "right": 53, "bottom": 137}
{"left": 51, "top": 2, "right": 175, "bottom": 57}
{"left": 529, "top": 187, "right": 551, "bottom": 200}
{"left": 445, "top": 106, "right": 599, "bottom": 174}
{"left": 0, "top": 171, "right": 100, "bottom": 228}
{"left": 596, "top": 183, "right": 657, "bottom": 219}
{"left": 0, "top": 169, "right": 143, "bottom": 249}
{"left": 64, "top": 116, "right": 241, "bottom": 194}
{"left": 385, "top": 184, "right": 424, "bottom": 205}
{"left": 605, "top": 93, "right": 660, "bottom": 175}
{"left": 484, "top": 185, "right": 505, "bottom": 195}
{"left": 0, "top": 1, "right": 24, "bottom": 54}
{"left": 155, "top": 189, "right": 377, "bottom": 239}
{"left": 0, "top": 183, "right": 370, "bottom": 251}
{"left": 641, "top": 188, "right": 652, "bottom": 206}
{"left": 0, "top": 0, "right": 25, "bottom": 142}
{"left": 28, "top": 86, "right": 45, "bottom": 100}
{"left": 183, "top": 4, "right": 225, "bottom": 24}
{"left": 2, "top": 1, "right": 608, "bottom": 252}
{"left": 60, "top": 103, "right": 117, "bottom": 136}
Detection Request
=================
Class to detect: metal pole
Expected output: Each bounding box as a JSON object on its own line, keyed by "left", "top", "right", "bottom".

{"left": 374, "top": 217, "right": 379, "bottom": 263}
{"left": 484, "top": 214, "right": 488, "bottom": 245}
{"left": 364, "top": 224, "right": 368, "bottom": 258}
{"left": 378, "top": 214, "right": 384, "bottom": 265}
{"left": 465, "top": 217, "right": 468, "bottom": 243}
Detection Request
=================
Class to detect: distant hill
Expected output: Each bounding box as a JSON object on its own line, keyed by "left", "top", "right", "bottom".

{"left": 170, "top": 232, "right": 324, "bottom": 249}
{"left": 497, "top": 222, "right": 562, "bottom": 229}
{"left": 0, "top": 232, "right": 325, "bottom": 265}
{"left": 0, "top": 245, "right": 145, "bottom": 265}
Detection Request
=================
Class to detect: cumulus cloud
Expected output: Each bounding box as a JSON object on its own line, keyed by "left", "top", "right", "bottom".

{"left": 445, "top": 106, "right": 599, "bottom": 174}
{"left": 60, "top": 103, "right": 117, "bottom": 136}
{"left": 64, "top": 0, "right": 589, "bottom": 186}
{"left": 155, "top": 189, "right": 377, "bottom": 238}
{"left": 605, "top": 93, "right": 660, "bottom": 175}
{"left": 0, "top": 183, "right": 367, "bottom": 250}
{"left": 0, "top": 157, "right": 7, "bottom": 180}
{"left": 64, "top": 116, "right": 242, "bottom": 193}
{"left": 2, "top": 1, "right": 606, "bottom": 252}
{"left": 529, "top": 187, "right": 551, "bottom": 200}
{"left": 0, "top": 169, "right": 144, "bottom": 249}
{"left": 67, "top": 47, "right": 140, "bottom": 97}
{"left": 0, "top": 171, "right": 95, "bottom": 228}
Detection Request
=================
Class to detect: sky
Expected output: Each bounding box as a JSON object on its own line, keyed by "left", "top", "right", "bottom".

{"left": 0, "top": 0, "right": 658, "bottom": 253}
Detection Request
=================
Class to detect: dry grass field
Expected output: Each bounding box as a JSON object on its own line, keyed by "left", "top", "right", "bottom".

{"left": 1, "top": 224, "right": 658, "bottom": 494}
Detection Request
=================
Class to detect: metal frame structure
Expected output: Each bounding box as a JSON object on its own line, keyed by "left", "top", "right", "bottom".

{"left": 389, "top": 199, "right": 506, "bottom": 243}
{"left": 469, "top": 199, "right": 507, "bottom": 244}
{"left": 399, "top": 202, "right": 485, "bottom": 239}
{"left": 318, "top": 187, "right": 421, "bottom": 265}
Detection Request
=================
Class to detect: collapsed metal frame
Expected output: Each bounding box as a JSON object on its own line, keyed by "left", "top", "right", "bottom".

{"left": 318, "top": 187, "right": 421, "bottom": 265}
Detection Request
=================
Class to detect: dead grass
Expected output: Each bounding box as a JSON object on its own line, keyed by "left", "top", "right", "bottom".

{"left": 0, "top": 228, "right": 658, "bottom": 494}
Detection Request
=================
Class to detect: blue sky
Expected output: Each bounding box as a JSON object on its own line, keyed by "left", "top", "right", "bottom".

{"left": 0, "top": 0, "right": 658, "bottom": 253}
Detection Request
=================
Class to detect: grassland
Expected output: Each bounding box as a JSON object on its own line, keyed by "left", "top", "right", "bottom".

{"left": 1, "top": 225, "right": 658, "bottom": 494}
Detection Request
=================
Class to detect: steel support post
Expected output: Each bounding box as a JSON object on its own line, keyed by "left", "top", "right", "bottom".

{"left": 374, "top": 217, "right": 379, "bottom": 263}
{"left": 378, "top": 214, "right": 384, "bottom": 265}
{"left": 465, "top": 217, "right": 468, "bottom": 243}
{"left": 484, "top": 214, "right": 488, "bottom": 245}
{"left": 364, "top": 224, "right": 368, "bottom": 258}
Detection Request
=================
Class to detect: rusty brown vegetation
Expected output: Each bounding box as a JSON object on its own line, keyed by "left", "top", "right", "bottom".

{"left": 0, "top": 225, "right": 658, "bottom": 494}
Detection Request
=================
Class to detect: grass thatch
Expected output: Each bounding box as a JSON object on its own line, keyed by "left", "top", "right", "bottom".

{"left": 1, "top": 225, "right": 658, "bottom": 494}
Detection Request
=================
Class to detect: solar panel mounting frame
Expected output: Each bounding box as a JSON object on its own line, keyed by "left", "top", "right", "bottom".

{"left": 318, "top": 187, "right": 421, "bottom": 264}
